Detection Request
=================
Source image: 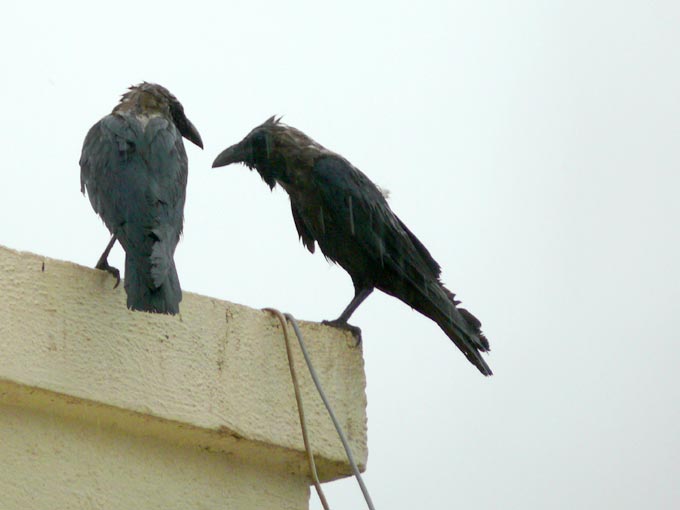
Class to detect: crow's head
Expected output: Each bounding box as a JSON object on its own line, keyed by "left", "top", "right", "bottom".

{"left": 213, "top": 116, "right": 286, "bottom": 188}
{"left": 118, "top": 82, "right": 203, "bottom": 149}
{"left": 213, "top": 116, "right": 330, "bottom": 190}
{"left": 211, "top": 115, "right": 286, "bottom": 189}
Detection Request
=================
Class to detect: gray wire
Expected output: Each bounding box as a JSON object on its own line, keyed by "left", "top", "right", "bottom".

{"left": 284, "top": 313, "right": 377, "bottom": 510}
{"left": 263, "top": 308, "right": 331, "bottom": 510}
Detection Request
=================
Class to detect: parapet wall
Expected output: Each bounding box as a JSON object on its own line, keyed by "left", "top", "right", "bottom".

{"left": 0, "top": 245, "right": 368, "bottom": 510}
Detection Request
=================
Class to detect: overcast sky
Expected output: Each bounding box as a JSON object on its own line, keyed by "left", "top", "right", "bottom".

{"left": 2, "top": 1, "right": 679, "bottom": 508}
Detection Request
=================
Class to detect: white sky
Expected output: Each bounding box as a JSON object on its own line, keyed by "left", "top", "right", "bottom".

{"left": 2, "top": 1, "right": 679, "bottom": 508}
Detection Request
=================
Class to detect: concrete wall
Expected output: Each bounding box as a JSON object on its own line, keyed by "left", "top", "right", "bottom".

{"left": 0, "top": 245, "right": 368, "bottom": 510}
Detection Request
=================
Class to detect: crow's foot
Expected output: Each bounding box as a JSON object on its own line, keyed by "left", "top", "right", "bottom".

{"left": 322, "top": 319, "right": 362, "bottom": 346}
{"left": 95, "top": 259, "right": 121, "bottom": 289}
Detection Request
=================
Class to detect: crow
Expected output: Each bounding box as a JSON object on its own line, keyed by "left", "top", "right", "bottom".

{"left": 212, "top": 117, "right": 492, "bottom": 375}
{"left": 80, "top": 82, "right": 203, "bottom": 314}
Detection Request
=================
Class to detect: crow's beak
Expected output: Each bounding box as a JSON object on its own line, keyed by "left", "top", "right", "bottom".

{"left": 212, "top": 142, "right": 246, "bottom": 168}
{"left": 180, "top": 117, "right": 203, "bottom": 149}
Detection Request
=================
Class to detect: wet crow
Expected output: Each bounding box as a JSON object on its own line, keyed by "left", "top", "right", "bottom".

{"left": 80, "top": 82, "right": 203, "bottom": 314}
{"left": 213, "top": 117, "right": 491, "bottom": 375}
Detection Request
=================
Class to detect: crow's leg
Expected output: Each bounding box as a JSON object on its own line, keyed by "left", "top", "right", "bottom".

{"left": 95, "top": 235, "right": 120, "bottom": 288}
{"left": 322, "top": 287, "right": 373, "bottom": 343}
{"left": 331, "top": 287, "right": 374, "bottom": 323}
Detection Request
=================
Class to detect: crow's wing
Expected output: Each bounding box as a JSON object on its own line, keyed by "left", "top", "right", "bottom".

{"left": 80, "top": 113, "right": 142, "bottom": 230}
{"left": 291, "top": 202, "right": 316, "bottom": 253}
{"left": 143, "top": 116, "right": 189, "bottom": 242}
{"left": 309, "top": 155, "right": 441, "bottom": 286}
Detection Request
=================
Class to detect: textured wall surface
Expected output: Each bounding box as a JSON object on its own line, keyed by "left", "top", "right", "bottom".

{"left": 0, "top": 403, "right": 311, "bottom": 510}
{"left": 0, "top": 245, "right": 368, "bottom": 509}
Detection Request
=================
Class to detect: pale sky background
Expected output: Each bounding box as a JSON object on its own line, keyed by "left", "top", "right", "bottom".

{"left": 2, "top": 1, "right": 679, "bottom": 508}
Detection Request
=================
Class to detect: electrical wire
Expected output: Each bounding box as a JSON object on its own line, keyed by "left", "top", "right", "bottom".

{"left": 263, "top": 308, "right": 331, "bottom": 510}
{"left": 283, "top": 313, "right": 376, "bottom": 510}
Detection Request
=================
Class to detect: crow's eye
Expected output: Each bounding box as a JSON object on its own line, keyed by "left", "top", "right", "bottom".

{"left": 250, "top": 131, "right": 271, "bottom": 163}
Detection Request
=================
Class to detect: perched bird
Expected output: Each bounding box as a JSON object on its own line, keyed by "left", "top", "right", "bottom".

{"left": 80, "top": 82, "right": 203, "bottom": 314}
{"left": 212, "top": 117, "right": 492, "bottom": 375}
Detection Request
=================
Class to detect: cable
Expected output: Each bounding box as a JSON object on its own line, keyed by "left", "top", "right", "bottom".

{"left": 284, "top": 313, "right": 376, "bottom": 510}
{"left": 263, "top": 308, "right": 331, "bottom": 510}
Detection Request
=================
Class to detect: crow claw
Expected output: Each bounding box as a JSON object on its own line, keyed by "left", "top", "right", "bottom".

{"left": 322, "top": 319, "right": 363, "bottom": 346}
{"left": 95, "top": 259, "right": 121, "bottom": 289}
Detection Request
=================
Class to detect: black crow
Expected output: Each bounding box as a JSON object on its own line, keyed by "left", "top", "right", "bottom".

{"left": 80, "top": 82, "right": 203, "bottom": 314}
{"left": 212, "top": 117, "right": 491, "bottom": 375}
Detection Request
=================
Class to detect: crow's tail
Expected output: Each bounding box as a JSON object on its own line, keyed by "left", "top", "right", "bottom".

{"left": 429, "top": 284, "right": 492, "bottom": 376}
{"left": 124, "top": 239, "right": 181, "bottom": 315}
{"left": 383, "top": 278, "right": 492, "bottom": 375}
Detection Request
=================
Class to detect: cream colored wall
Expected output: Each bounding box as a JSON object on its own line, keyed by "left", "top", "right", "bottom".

{"left": 0, "top": 245, "right": 368, "bottom": 509}
{"left": 1, "top": 402, "right": 310, "bottom": 510}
